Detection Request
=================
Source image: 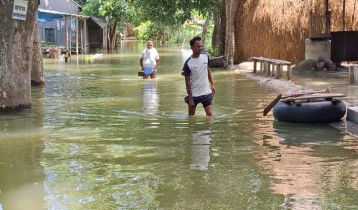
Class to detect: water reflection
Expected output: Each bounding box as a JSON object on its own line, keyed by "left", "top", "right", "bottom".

{"left": 273, "top": 121, "right": 345, "bottom": 145}
{"left": 142, "top": 81, "right": 159, "bottom": 116}
{"left": 256, "top": 120, "right": 358, "bottom": 209}
{"left": 188, "top": 118, "right": 213, "bottom": 171}
{"left": 190, "top": 130, "right": 212, "bottom": 170}
{"left": 0, "top": 88, "right": 46, "bottom": 210}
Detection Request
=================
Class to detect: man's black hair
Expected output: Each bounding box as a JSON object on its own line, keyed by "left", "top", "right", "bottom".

{"left": 190, "top": 37, "right": 202, "bottom": 46}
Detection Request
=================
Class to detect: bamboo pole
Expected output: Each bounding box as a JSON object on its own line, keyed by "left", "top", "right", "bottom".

{"left": 69, "top": 16, "right": 72, "bottom": 61}
{"left": 76, "top": 18, "right": 79, "bottom": 57}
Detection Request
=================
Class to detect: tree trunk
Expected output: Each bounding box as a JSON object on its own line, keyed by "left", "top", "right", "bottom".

{"left": 31, "top": 12, "right": 45, "bottom": 86}
{"left": 201, "top": 14, "right": 211, "bottom": 52}
{"left": 224, "top": 0, "right": 238, "bottom": 68}
{"left": 108, "top": 21, "right": 119, "bottom": 50}
{"left": 0, "top": 0, "right": 39, "bottom": 111}
{"left": 213, "top": 1, "right": 226, "bottom": 56}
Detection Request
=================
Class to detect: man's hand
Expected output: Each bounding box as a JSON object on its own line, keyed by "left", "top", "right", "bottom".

{"left": 211, "top": 85, "right": 216, "bottom": 95}
{"left": 189, "top": 98, "right": 195, "bottom": 107}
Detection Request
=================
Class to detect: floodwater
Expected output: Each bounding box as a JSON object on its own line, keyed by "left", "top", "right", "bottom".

{"left": 1, "top": 40, "right": 358, "bottom": 210}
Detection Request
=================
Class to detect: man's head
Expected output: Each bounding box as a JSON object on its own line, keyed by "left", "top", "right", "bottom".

{"left": 190, "top": 37, "right": 202, "bottom": 54}
{"left": 147, "top": 41, "right": 153, "bottom": 49}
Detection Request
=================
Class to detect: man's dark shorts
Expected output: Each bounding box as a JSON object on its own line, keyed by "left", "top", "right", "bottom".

{"left": 185, "top": 93, "right": 213, "bottom": 108}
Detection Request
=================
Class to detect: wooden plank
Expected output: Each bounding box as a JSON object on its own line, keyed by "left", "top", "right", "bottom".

{"left": 282, "top": 93, "right": 346, "bottom": 102}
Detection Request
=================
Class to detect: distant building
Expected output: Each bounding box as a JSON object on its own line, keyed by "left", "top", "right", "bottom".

{"left": 38, "top": 0, "right": 108, "bottom": 52}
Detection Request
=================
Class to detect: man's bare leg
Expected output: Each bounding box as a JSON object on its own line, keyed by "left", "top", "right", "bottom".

{"left": 189, "top": 105, "right": 196, "bottom": 115}
{"left": 150, "top": 72, "right": 156, "bottom": 79}
{"left": 143, "top": 76, "right": 149, "bottom": 79}
{"left": 204, "top": 105, "right": 214, "bottom": 116}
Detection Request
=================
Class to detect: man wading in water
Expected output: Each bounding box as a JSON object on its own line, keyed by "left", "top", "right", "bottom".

{"left": 140, "top": 41, "right": 160, "bottom": 79}
{"left": 182, "top": 37, "right": 216, "bottom": 116}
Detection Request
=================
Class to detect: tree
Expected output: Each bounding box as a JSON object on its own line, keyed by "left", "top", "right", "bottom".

{"left": 0, "top": 0, "right": 39, "bottom": 111}
{"left": 32, "top": 12, "right": 45, "bottom": 86}
{"left": 82, "top": 0, "right": 131, "bottom": 50}
{"left": 133, "top": 0, "right": 221, "bottom": 44}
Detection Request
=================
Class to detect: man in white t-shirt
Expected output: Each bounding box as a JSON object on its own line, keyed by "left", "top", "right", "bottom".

{"left": 140, "top": 41, "right": 160, "bottom": 79}
{"left": 181, "top": 37, "right": 216, "bottom": 116}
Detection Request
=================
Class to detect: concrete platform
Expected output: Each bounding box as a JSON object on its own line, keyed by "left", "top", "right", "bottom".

{"left": 347, "top": 107, "right": 358, "bottom": 124}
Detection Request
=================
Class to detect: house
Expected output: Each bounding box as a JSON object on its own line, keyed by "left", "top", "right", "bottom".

{"left": 38, "top": 0, "right": 108, "bottom": 53}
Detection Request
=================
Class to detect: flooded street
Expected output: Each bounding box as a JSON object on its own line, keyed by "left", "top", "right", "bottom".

{"left": 1, "top": 41, "right": 358, "bottom": 209}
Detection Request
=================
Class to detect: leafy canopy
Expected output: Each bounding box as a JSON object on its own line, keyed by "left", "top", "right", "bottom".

{"left": 82, "top": 0, "right": 131, "bottom": 24}
{"left": 134, "top": 0, "right": 221, "bottom": 26}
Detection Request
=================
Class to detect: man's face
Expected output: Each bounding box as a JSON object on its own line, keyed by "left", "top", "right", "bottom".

{"left": 191, "top": 40, "right": 202, "bottom": 54}
{"left": 147, "top": 42, "right": 153, "bottom": 49}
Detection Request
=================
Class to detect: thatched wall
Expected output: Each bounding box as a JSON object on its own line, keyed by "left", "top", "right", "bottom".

{"left": 126, "top": 24, "right": 136, "bottom": 37}
{"left": 234, "top": 0, "right": 358, "bottom": 64}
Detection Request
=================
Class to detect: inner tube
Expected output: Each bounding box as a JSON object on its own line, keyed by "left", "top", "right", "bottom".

{"left": 273, "top": 99, "right": 346, "bottom": 123}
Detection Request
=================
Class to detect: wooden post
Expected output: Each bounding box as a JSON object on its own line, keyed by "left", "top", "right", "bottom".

{"left": 268, "top": 63, "right": 272, "bottom": 77}
{"left": 349, "top": 66, "right": 358, "bottom": 85}
{"left": 276, "top": 64, "right": 283, "bottom": 79}
{"left": 103, "top": 26, "right": 107, "bottom": 52}
{"left": 287, "top": 64, "right": 292, "bottom": 80}
{"left": 253, "top": 60, "right": 257, "bottom": 73}
{"left": 84, "top": 18, "right": 87, "bottom": 54}
{"left": 260, "top": 62, "right": 263, "bottom": 74}
{"left": 343, "top": 0, "right": 346, "bottom": 31}
{"left": 76, "top": 18, "right": 79, "bottom": 56}
{"left": 65, "top": 16, "right": 68, "bottom": 62}
{"left": 69, "top": 16, "right": 72, "bottom": 60}
{"left": 264, "top": 62, "right": 269, "bottom": 77}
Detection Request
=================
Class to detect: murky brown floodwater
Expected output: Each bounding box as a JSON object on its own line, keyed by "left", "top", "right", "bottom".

{"left": 1, "top": 41, "right": 358, "bottom": 210}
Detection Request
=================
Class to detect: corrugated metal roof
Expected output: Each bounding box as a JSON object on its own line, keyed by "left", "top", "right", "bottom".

{"left": 38, "top": 9, "right": 89, "bottom": 22}
{"left": 89, "top": 16, "right": 108, "bottom": 28}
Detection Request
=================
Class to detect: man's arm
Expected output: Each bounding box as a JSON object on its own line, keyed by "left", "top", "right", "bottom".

{"left": 185, "top": 76, "right": 195, "bottom": 107}
{"left": 155, "top": 59, "right": 159, "bottom": 70}
{"left": 140, "top": 58, "right": 144, "bottom": 70}
{"left": 208, "top": 67, "right": 215, "bottom": 95}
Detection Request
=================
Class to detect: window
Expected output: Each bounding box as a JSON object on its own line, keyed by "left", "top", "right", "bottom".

{"left": 44, "top": 28, "right": 55, "bottom": 43}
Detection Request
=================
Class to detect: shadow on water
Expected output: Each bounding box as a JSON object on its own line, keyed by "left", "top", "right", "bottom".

{"left": 0, "top": 88, "right": 46, "bottom": 210}
{"left": 272, "top": 121, "right": 345, "bottom": 145}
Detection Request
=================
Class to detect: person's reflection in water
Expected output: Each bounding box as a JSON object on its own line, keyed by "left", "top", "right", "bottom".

{"left": 143, "top": 81, "right": 159, "bottom": 119}
{"left": 188, "top": 118, "right": 213, "bottom": 170}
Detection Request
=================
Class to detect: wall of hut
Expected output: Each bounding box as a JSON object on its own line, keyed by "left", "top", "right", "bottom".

{"left": 234, "top": 0, "right": 358, "bottom": 64}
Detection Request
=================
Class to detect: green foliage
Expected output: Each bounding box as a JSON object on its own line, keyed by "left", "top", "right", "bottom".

{"left": 82, "top": 0, "right": 130, "bottom": 24}
{"left": 134, "top": 21, "right": 168, "bottom": 42}
{"left": 40, "top": 41, "right": 58, "bottom": 48}
{"left": 71, "top": 41, "right": 81, "bottom": 48}
{"left": 134, "top": 0, "right": 222, "bottom": 26}
{"left": 207, "top": 46, "right": 219, "bottom": 57}
{"left": 96, "top": 48, "right": 105, "bottom": 53}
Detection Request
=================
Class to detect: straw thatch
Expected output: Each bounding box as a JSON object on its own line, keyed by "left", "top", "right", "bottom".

{"left": 234, "top": 0, "right": 358, "bottom": 64}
